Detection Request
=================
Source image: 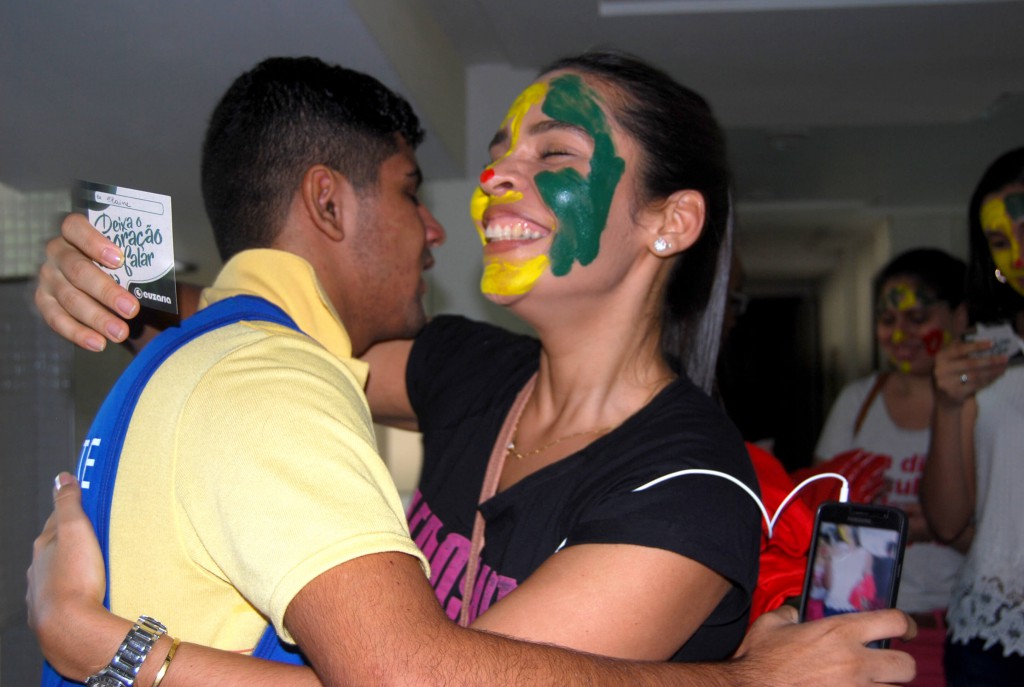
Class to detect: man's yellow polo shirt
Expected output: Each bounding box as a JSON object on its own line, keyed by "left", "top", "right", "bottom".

{"left": 107, "top": 248, "right": 427, "bottom": 651}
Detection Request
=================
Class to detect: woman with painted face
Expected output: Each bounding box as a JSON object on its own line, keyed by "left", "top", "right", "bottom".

{"left": 814, "top": 248, "right": 968, "bottom": 687}
{"left": 385, "top": 53, "right": 758, "bottom": 660}
{"left": 29, "top": 53, "right": 916, "bottom": 685}
{"left": 920, "top": 147, "right": 1024, "bottom": 687}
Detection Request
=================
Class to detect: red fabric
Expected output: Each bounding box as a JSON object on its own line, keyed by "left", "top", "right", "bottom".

{"left": 745, "top": 446, "right": 893, "bottom": 625}
{"left": 790, "top": 448, "right": 890, "bottom": 507}
{"left": 849, "top": 572, "right": 878, "bottom": 610}
{"left": 746, "top": 443, "right": 815, "bottom": 624}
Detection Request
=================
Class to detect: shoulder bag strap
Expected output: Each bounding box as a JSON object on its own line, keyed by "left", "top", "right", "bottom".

{"left": 853, "top": 372, "right": 889, "bottom": 436}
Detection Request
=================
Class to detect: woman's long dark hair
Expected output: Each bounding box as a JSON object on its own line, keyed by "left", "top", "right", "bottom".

{"left": 540, "top": 51, "right": 732, "bottom": 393}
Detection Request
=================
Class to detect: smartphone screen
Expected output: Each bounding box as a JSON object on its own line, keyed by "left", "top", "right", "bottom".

{"left": 799, "top": 502, "right": 908, "bottom": 647}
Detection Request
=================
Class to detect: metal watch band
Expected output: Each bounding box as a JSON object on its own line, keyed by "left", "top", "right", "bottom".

{"left": 85, "top": 616, "right": 167, "bottom": 687}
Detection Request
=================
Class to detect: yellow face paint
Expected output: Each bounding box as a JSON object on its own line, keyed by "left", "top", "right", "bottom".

{"left": 881, "top": 283, "right": 928, "bottom": 312}
{"left": 981, "top": 195, "right": 1024, "bottom": 297}
{"left": 895, "top": 286, "right": 917, "bottom": 310}
{"left": 470, "top": 188, "right": 523, "bottom": 245}
{"left": 481, "top": 254, "right": 550, "bottom": 296}
{"left": 496, "top": 82, "right": 549, "bottom": 165}
{"left": 892, "top": 329, "right": 906, "bottom": 344}
{"left": 475, "top": 82, "right": 551, "bottom": 296}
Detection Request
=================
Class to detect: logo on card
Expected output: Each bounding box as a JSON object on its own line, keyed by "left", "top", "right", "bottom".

{"left": 133, "top": 286, "right": 172, "bottom": 305}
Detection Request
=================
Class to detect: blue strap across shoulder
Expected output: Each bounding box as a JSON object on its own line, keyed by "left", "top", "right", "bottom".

{"left": 42, "top": 295, "right": 309, "bottom": 687}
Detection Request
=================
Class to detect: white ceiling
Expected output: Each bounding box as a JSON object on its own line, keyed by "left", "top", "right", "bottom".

{"left": 430, "top": 0, "right": 1022, "bottom": 129}
{"left": 2, "top": 0, "right": 1022, "bottom": 283}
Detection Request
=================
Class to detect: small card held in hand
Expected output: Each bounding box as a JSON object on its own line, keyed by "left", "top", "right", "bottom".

{"left": 74, "top": 181, "right": 177, "bottom": 314}
{"left": 965, "top": 321, "right": 1024, "bottom": 363}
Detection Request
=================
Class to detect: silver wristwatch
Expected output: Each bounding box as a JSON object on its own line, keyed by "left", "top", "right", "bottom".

{"left": 85, "top": 616, "right": 167, "bottom": 687}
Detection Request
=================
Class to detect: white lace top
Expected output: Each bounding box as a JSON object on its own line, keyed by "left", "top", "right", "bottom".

{"left": 947, "top": 366, "right": 1024, "bottom": 656}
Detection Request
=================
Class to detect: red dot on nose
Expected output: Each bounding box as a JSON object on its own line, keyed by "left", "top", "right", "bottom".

{"left": 480, "top": 168, "right": 495, "bottom": 184}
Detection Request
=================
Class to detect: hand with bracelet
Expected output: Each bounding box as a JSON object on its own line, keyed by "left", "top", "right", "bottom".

{"left": 28, "top": 475, "right": 177, "bottom": 687}
{"left": 28, "top": 474, "right": 321, "bottom": 687}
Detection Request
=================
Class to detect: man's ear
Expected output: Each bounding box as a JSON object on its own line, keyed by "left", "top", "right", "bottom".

{"left": 301, "top": 165, "right": 348, "bottom": 242}
{"left": 646, "top": 189, "right": 706, "bottom": 258}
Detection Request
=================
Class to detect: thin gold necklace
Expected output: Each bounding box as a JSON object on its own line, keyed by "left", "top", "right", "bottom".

{"left": 506, "top": 379, "right": 671, "bottom": 461}
{"left": 506, "top": 423, "right": 617, "bottom": 461}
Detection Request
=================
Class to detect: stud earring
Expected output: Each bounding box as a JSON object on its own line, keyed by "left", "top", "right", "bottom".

{"left": 996, "top": 268, "right": 1008, "bottom": 284}
{"left": 653, "top": 237, "right": 670, "bottom": 252}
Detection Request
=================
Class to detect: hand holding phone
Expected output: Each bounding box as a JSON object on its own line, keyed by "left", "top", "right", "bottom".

{"left": 965, "top": 321, "right": 1024, "bottom": 362}
{"left": 932, "top": 337, "right": 1012, "bottom": 407}
{"left": 799, "top": 502, "right": 908, "bottom": 647}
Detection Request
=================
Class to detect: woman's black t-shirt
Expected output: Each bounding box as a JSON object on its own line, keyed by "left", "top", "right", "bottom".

{"left": 406, "top": 315, "right": 760, "bottom": 661}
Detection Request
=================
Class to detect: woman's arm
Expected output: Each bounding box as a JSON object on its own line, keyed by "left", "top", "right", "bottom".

{"left": 920, "top": 339, "right": 1007, "bottom": 550}
{"left": 361, "top": 338, "right": 418, "bottom": 430}
{"left": 31, "top": 469, "right": 722, "bottom": 674}
{"left": 37, "top": 213, "right": 420, "bottom": 423}
{"left": 28, "top": 475, "right": 321, "bottom": 686}
{"left": 29, "top": 475, "right": 918, "bottom": 686}
{"left": 470, "top": 543, "right": 730, "bottom": 660}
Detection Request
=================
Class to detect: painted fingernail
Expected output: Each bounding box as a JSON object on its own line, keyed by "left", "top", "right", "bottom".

{"left": 101, "top": 247, "right": 124, "bottom": 267}
{"left": 115, "top": 296, "right": 138, "bottom": 318}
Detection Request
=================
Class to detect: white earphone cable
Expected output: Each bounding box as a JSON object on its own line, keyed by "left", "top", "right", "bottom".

{"left": 631, "top": 469, "right": 850, "bottom": 539}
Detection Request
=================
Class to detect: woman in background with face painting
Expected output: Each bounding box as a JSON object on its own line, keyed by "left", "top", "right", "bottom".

{"left": 921, "top": 147, "right": 1024, "bottom": 686}
{"left": 814, "top": 248, "right": 968, "bottom": 687}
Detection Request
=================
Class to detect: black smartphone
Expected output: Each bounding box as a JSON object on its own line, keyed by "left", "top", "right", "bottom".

{"left": 798, "top": 501, "right": 908, "bottom": 648}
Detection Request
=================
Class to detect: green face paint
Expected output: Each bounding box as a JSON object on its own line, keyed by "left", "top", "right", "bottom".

{"left": 878, "top": 283, "right": 935, "bottom": 315}
{"left": 1006, "top": 193, "right": 1024, "bottom": 222}
{"left": 536, "top": 75, "right": 625, "bottom": 277}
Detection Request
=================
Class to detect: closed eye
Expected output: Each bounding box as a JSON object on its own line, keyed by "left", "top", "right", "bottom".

{"left": 541, "top": 149, "right": 573, "bottom": 159}
{"left": 986, "top": 231, "right": 1011, "bottom": 250}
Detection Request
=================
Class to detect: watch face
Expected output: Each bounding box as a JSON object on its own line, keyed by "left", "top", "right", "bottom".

{"left": 86, "top": 676, "right": 127, "bottom": 687}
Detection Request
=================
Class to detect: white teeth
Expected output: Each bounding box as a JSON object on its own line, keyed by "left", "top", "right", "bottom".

{"left": 484, "top": 221, "right": 545, "bottom": 242}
